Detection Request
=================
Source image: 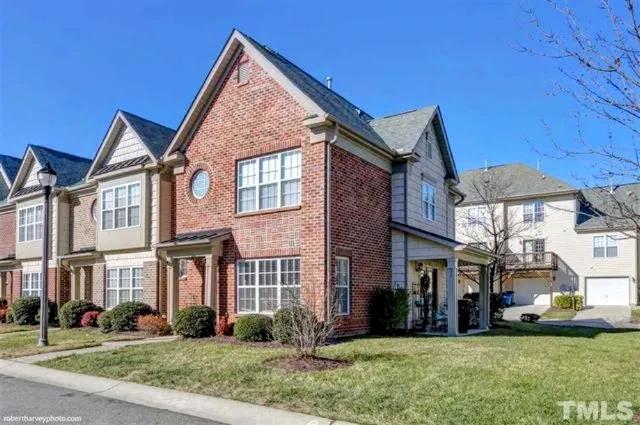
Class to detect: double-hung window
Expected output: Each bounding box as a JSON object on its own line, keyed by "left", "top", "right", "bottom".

{"left": 335, "top": 257, "right": 350, "bottom": 315}
{"left": 593, "top": 235, "right": 618, "bottom": 258}
{"left": 106, "top": 267, "right": 143, "bottom": 308}
{"left": 101, "top": 182, "right": 141, "bottom": 230}
{"left": 468, "top": 206, "right": 487, "bottom": 226}
{"left": 422, "top": 182, "right": 436, "bottom": 221}
{"left": 21, "top": 272, "right": 41, "bottom": 297}
{"left": 237, "top": 149, "right": 301, "bottom": 213}
{"left": 523, "top": 200, "right": 544, "bottom": 223}
{"left": 18, "top": 205, "right": 44, "bottom": 242}
{"left": 236, "top": 258, "right": 300, "bottom": 313}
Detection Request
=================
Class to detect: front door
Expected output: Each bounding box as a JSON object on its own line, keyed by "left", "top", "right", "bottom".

{"left": 523, "top": 239, "right": 545, "bottom": 264}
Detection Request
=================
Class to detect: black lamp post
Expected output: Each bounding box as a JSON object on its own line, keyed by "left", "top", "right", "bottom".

{"left": 37, "top": 163, "right": 57, "bottom": 347}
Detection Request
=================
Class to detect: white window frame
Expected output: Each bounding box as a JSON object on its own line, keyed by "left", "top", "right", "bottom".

{"left": 105, "top": 266, "right": 144, "bottom": 309}
{"left": 523, "top": 200, "right": 544, "bottom": 223}
{"left": 593, "top": 235, "right": 619, "bottom": 258}
{"left": 235, "top": 257, "right": 301, "bottom": 314}
{"left": 426, "top": 135, "right": 434, "bottom": 159}
{"left": 17, "top": 204, "right": 44, "bottom": 243}
{"left": 101, "top": 182, "right": 141, "bottom": 230}
{"left": 468, "top": 205, "right": 487, "bottom": 226}
{"left": 236, "top": 149, "right": 301, "bottom": 214}
{"left": 21, "top": 272, "right": 41, "bottom": 297}
{"left": 178, "top": 259, "right": 188, "bottom": 279}
{"left": 335, "top": 257, "right": 351, "bottom": 316}
{"left": 422, "top": 181, "right": 436, "bottom": 221}
{"left": 190, "top": 170, "right": 210, "bottom": 199}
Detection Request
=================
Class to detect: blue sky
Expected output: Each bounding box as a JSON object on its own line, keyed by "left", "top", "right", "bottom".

{"left": 0, "top": 1, "right": 613, "bottom": 185}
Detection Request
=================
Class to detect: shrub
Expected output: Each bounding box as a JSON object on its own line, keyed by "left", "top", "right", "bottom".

{"left": 97, "top": 310, "right": 113, "bottom": 333}
{"left": 215, "top": 312, "right": 233, "bottom": 336}
{"left": 234, "top": 314, "right": 272, "bottom": 342}
{"left": 272, "top": 307, "right": 299, "bottom": 344}
{"left": 369, "top": 288, "right": 410, "bottom": 335}
{"left": 174, "top": 306, "right": 215, "bottom": 338}
{"left": 554, "top": 294, "right": 584, "bottom": 311}
{"left": 520, "top": 313, "right": 540, "bottom": 323}
{"left": 137, "top": 314, "right": 172, "bottom": 336}
{"left": 10, "top": 297, "right": 57, "bottom": 325}
{"left": 59, "top": 300, "right": 103, "bottom": 328}
{"left": 462, "top": 293, "right": 505, "bottom": 326}
{"left": 106, "top": 301, "right": 154, "bottom": 332}
{"left": 0, "top": 307, "right": 8, "bottom": 324}
{"left": 80, "top": 310, "right": 101, "bottom": 327}
{"left": 6, "top": 308, "right": 14, "bottom": 323}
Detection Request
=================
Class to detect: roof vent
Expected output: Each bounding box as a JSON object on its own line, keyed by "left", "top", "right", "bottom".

{"left": 355, "top": 108, "right": 361, "bottom": 116}
{"left": 326, "top": 76, "right": 333, "bottom": 90}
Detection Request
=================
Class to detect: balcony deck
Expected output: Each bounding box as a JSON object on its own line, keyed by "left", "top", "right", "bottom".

{"left": 501, "top": 252, "right": 558, "bottom": 271}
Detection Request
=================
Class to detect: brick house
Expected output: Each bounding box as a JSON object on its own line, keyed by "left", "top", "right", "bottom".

{"left": 0, "top": 29, "right": 495, "bottom": 335}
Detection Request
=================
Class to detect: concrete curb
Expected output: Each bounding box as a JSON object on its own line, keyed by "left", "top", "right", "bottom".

{"left": 0, "top": 359, "right": 358, "bottom": 425}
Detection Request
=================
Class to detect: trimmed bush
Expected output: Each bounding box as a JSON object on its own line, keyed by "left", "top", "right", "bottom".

{"left": 272, "top": 307, "right": 300, "bottom": 344}
{"left": 174, "top": 306, "right": 215, "bottom": 338}
{"left": 97, "top": 302, "right": 154, "bottom": 333}
{"left": 369, "top": 288, "right": 410, "bottom": 335}
{"left": 234, "top": 314, "right": 272, "bottom": 342}
{"left": 80, "top": 310, "right": 101, "bottom": 327}
{"left": 59, "top": 300, "right": 103, "bottom": 328}
{"left": 10, "top": 297, "right": 57, "bottom": 325}
{"left": 554, "top": 294, "right": 584, "bottom": 311}
{"left": 520, "top": 313, "right": 541, "bottom": 323}
{"left": 137, "top": 314, "right": 172, "bottom": 336}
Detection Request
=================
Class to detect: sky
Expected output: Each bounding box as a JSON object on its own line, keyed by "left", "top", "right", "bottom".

{"left": 0, "top": 0, "right": 619, "bottom": 186}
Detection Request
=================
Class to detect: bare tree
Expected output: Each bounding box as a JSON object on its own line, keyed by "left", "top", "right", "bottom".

{"left": 522, "top": 0, "right": 640, "bottom": 233}
{"left": 457, "top": 167, "right": 534, "bottom": 291}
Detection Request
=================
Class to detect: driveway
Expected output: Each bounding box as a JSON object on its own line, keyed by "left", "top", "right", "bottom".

{"left": 504, "top": 304, "right": 638, "bottom": 329}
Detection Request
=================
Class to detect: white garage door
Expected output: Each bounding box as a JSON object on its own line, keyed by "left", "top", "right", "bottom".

{"left": 513, "top": 278, "right": 551, "bottom": 305}
{"left": 586, "top": 277, "right": 629, "bottom": 306}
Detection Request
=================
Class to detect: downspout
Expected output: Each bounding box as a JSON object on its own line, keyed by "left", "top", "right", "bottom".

{"left": 326, "top": 121, "right": 339, "bottom": 319}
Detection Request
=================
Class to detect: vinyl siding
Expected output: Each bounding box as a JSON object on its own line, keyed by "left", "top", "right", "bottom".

{"left": 105, "top": 126, "right": 147, "bottom": 165}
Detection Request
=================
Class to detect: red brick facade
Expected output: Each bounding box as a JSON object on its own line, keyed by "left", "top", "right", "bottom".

{"left": 0, "top": 209, "right": 16, "bottom": 260}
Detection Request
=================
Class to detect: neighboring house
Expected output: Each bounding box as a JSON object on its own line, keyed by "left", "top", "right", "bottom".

{"left": 0, "top": 29, "right": 494, "bottom": 336}
{"left": 456, "top": 163, "right": 639, "bottom": 307}
{"left": 0, "top": 154, "right": 21, "bottom": 300}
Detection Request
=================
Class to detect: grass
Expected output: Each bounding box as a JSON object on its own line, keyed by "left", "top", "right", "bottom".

{"left": 542, "top": 307, "right": 577, "bottom": 320}
{"left": 0, "top": 328, "right": 141, "bottom": 359}
{"left": 39, "top": 323, "right": 640, "bottom": 425}
{"left": 0, "top": 324, "right": 39, "bottom": 334}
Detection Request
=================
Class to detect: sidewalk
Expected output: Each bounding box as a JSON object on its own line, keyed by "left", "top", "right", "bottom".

{"left": 0, "top": 339, "right": 357, "bottom": 425}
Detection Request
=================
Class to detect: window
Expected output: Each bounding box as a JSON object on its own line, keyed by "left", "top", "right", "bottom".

{"left": 523, "top": 200, "right": 544, "bottom": 223}
{"left": 524, "top": 239, "right": 545, "bottom": 263}
{"left": 237, "top": 149, "right": 301, "bottom": 213}
{"left": 106, "top": 267, "right": 143, "bottom": 308}
{"left": 237, "top": 60, "right": 250, "bottom": 84}
{"left": 178, "top": 259, "right": 188, "bottom": 279}
{"left": 18, "top": 205, "right": 44, "bottom": 243}
{"left": 101, "top": 182, "right": 141, "bottom": 230}
{"left": 21, "top": 272, "right": 41, "bottom": 297}
{"left": 593, "top": 235, "right": 618, "bottom": 258}
{"left": 468, "top": 206, "right": 487, "bottom": 226}
{"left": 335, "top": 257, "right": 350, "bottom": 315}
{"left": 236, "top": 258, "right": 300, "bottom": 313}
{"left": 90, "top": 200, "right": 97, "bottom": 222}
{"left": 190, "top": 170, "right": 210, "bottom": 199}
{"left": 422, "top": 182, "right": 436, "bottom": 221}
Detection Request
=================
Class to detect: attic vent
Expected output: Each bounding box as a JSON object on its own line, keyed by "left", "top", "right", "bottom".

{"left": 237, "top": 60, "right": 250, "bottom": 84}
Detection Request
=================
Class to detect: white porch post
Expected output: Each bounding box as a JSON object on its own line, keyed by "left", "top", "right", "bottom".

{"left": 479, "top": 264, "right": 490, "bottom": 330}
{"left": 70, "top": 267, "right": 79, "bottom": 300}
{"left": 167, "top": 259, "right": 179, "bottom": 324}
{"left": 446, "top": 257, "right": 459, "bottom": 336}
{"left": 204, "top": 254, "right": 219, "bottom": 311}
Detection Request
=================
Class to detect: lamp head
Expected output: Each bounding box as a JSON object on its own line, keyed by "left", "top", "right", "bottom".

{"left": 37, "top": 163, "right": 57, "bottom": 189}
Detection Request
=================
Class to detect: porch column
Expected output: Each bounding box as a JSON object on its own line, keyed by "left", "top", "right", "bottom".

{"left": 0, "top": 273, "right": 6, "bottom": 299}
{"left": 479, "top": 264, "right": 490, "bottom": 330}
{"left": 70, "top": 267, "right": 80, "bottom": 300}
{"left": 166, "top": 259, "right": 179, "bottom": 324}
{"left": 204, "top": 254, "right": 219, "bottom": 310}
{"left": 446, "top": 257, "right": 459, "bottom": 336}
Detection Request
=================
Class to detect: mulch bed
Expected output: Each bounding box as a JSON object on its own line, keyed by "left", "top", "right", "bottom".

{"left": 265, "top": 355, "right": 352, "bottom": 372}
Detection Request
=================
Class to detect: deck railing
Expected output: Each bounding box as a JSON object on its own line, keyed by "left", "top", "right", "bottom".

{"left": 501, "top": 252, "right": 558, "bottom": 270}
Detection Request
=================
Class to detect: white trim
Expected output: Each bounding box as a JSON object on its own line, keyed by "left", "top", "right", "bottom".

{"left": 105, "top": 266, "right": 144, "bottom": 309}
{"left": 17, "top": 204, "right": 44, "bottom": 243}
{"left": 100, "top": 182, "right": 141, "bottom": 231}
{"left": 7, "top": 147, "right": 41, "bottom": 199}
{"left": 235, "top": 257, "right": 301, "bottom": 314}
{"left": 190, "top": 170, "right": 210, "bottom": 199}
{"left": 592, "top": 234, "right": 619, "bottom": 258}
{"left": 0, "top": 164, "right": 12, "bottom": 190}
{"left": 335, "top": 256, "right": 351, "bottom": 316}
{"left": 21, "top": 272, "right": 42, "bottom": 297}
{"left": 523, "top": 200, "right": 544, "bottom": 223}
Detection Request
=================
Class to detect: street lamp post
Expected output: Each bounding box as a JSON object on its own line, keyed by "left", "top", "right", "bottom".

{"left": 37, "top": 163, "right": 57, "bottom": 348}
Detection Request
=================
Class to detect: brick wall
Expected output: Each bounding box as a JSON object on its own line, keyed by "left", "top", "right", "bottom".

{"left": 179, "top": 258, "right": 205, "bottom": 308}
{"left": 69, "top": 193, "right": 97, "bottom": 252}
{"left": 10, "top": 270, "right": 20, "bottom": 303}
{"left": 0, "top": 209, "right": 16, "bottom": 260}
{"left": 92, "top": 264, "right": 105, "bottom": 308}
{"left": 330, "top": 146, "right": 392, "bottom": 335}
{"left": 172, "top": 52, "right": 325, "bottom": 321}
{"left": 142, "top": 261, "right": 159, "bottom": 310}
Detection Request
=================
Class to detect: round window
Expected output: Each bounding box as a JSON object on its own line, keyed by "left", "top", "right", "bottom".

{"left": 191, "top": 170, "right": 210, "bottom": 199}
{"left": 90, "top": 199, "right": 97, "bottom": 222}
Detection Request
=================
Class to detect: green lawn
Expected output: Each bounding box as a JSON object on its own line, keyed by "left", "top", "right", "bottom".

{"left": 0, "top": 324, "right": 39, "bottom": 334}
{"left": 0, "top": 328, "right": 141, "bottom": 359}
{"left": 542, "top": 307, "right": 577, "bottom": 320}
{"left": 39, "top": 323, "right": 640, "bottom": 425}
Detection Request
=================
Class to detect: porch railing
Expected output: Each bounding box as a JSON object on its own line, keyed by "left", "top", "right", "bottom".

{"left": 500, "top": 252, "right": 558, "bottom": 270}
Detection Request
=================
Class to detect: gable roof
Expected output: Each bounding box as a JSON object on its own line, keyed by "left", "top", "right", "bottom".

{"left": 458, "top": 163, "right": 576, "bottom": 204}
{"left": 87, "top": 110, "right": 175, "bottom": 178}
{"left": 576, "top": 183, "right": 640, "bottom": 230}
{"left": 0, "top": 154, "right": 21, "bottom": 200}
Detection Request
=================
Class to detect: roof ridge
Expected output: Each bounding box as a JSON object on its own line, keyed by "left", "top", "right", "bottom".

{"left": 371, "top": 105, "right": 437, "bottom": 121}
{"left": 119, "top": 110, "right": 176, "bottom": 132}
{"left": 29, "top": 144, "right": 92, "bottom": 163}
{"left": 239, "top": 31, "right": 375, "bottom": 120}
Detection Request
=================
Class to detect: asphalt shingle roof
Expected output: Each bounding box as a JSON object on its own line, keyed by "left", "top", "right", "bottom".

{"left": 0, "top": 154, "right": 21, "bottom": 183}
{"left": 30, "top": 145, "right": 92, "bottom": 187}
{"left": 93, "top": 155, "right": 150, "bottom": 176}
{"left": 120, "top": 111, "right": 176, "bottom": 159}
{"left": 162, "top": 228, "right": 232, "bottom": 245}
{"left": 368, "top": 107, "right": 437, "bottom": 153}
{"left": 576, "top": 183, "right": 640, "bottom": 230}
{"left": 458, "top": 163, "right": 576, "bottom": 204}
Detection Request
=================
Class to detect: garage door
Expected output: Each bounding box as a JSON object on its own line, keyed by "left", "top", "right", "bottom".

{"left": 513, "top": 278, "right": 551, "bottom": 305}
{"left": 586, "top": 277, "right": 629, "bottom": 306}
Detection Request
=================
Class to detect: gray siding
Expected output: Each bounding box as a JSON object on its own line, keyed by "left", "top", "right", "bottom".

{"left": 391, "top": 229, "right": 406, "bottom": 287}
